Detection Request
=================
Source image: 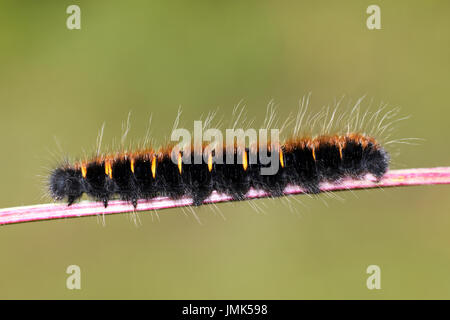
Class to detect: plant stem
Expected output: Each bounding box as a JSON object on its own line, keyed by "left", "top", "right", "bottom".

{"left": 1, "top": 167, "right": 449, "bottom": 226}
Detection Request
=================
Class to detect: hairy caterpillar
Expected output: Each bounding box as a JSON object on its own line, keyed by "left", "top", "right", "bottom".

{"left": 49, "top": 97, "right": 401, "bottom": 209}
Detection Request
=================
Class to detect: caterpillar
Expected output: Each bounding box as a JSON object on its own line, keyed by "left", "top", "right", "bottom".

{"left": 49, "top": 98, "right": 398, "bottom": 209}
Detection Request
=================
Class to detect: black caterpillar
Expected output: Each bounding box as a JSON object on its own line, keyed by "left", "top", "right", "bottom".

{"left": 49, "top": 133, "right": 389, "bottom": 208}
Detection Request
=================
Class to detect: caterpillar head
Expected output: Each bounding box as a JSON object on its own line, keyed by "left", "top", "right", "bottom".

{"left": 49, "top": 168, "right": 84, "bottom": 206}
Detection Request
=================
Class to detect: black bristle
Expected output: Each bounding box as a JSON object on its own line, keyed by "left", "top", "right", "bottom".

{"left": 49, "top": 136, "right": 390, "bottom": 208}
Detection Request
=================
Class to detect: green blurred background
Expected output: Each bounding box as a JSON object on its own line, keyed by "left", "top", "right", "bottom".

{"left": 0, "top": 0, "right": 449, "bottom": 299}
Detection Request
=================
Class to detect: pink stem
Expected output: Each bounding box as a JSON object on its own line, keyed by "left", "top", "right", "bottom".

{"left": 1, "top": 167, "right": 449, "bottom": 226}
